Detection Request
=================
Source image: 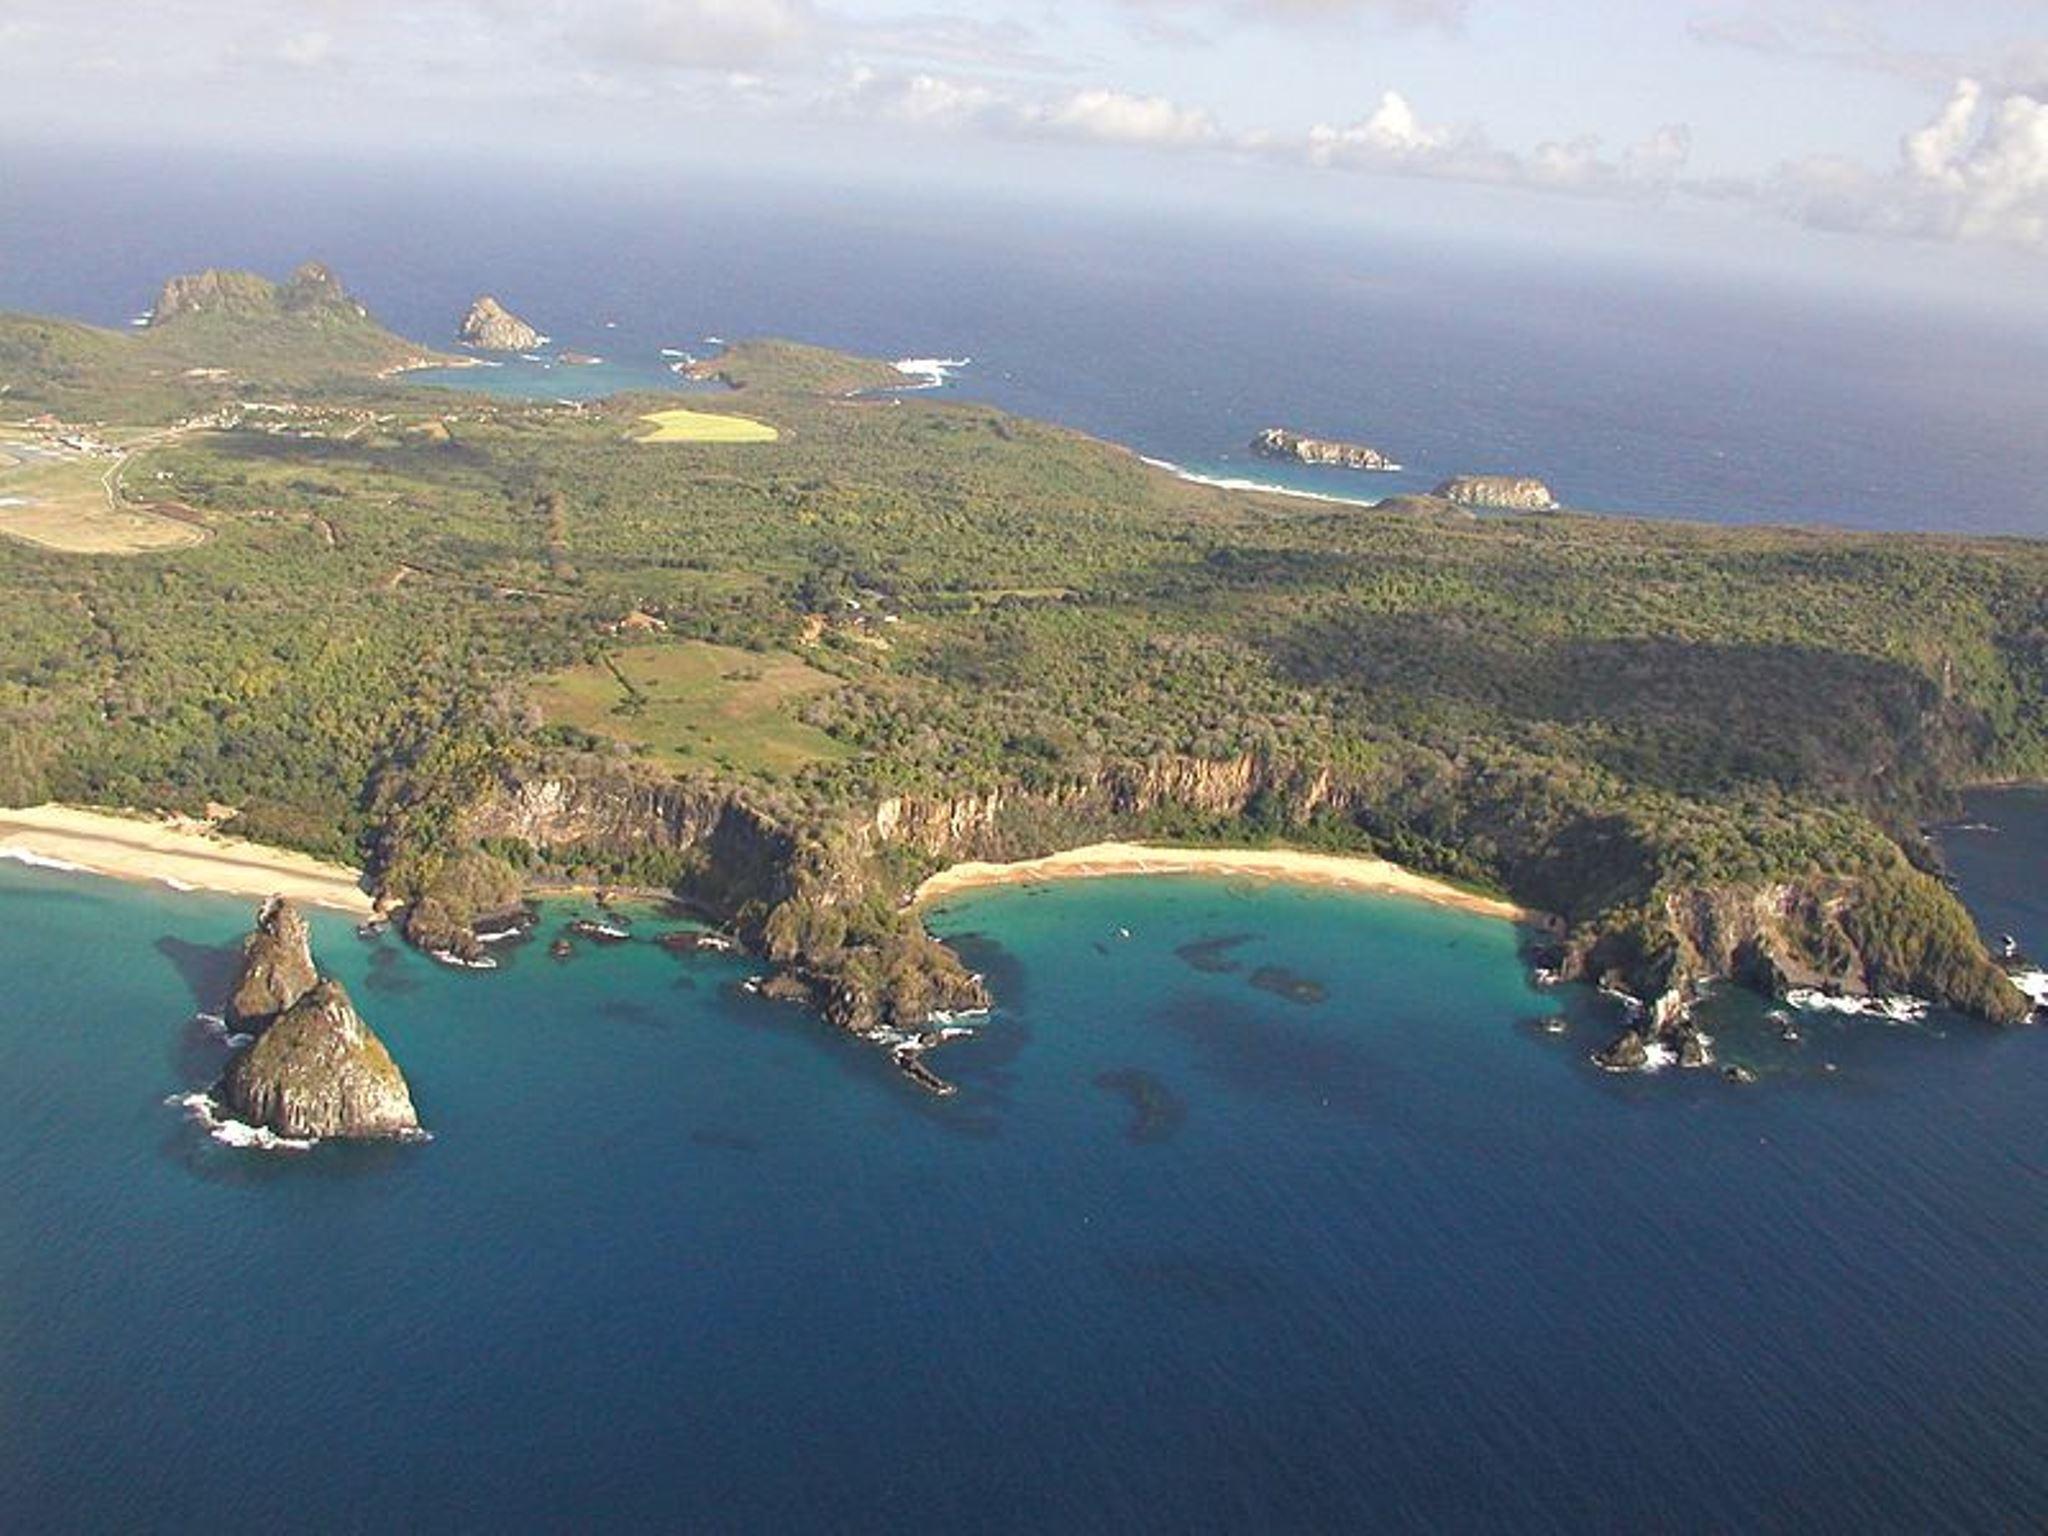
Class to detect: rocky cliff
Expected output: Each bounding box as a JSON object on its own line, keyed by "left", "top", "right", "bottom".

{"left": 458, "top": 296, "right": 543, "bottom": 352}
{"left": 216, "top": 897, "right": 422, "bottom": 1140}
{"left": 1433, "top": 475, "right": 1559, "bottom": 511}
{"left": 225, "top": 894, "right": 320, "bottom": 1032}
{"left": 1252, "top": 428, "right": 1399, "bottom": 472}
{"left": 151, "top": 261, "right": 367, "bottom": 326}
{"left": 382, "top": 743, "right": 2024, "bottom": 1092}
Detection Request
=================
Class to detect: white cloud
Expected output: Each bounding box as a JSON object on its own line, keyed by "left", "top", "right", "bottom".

{"left": 1298, "top": 90, "right": 1688, "bottom": 198}
{"left": 1031, "top": 87, "right": 1218, "bottom": 146}
{"left": 1772, "top": 77, "right": 2048, "bottom": 248}
{"left": 276, "top": 30, "right": 335, "bottom": 69}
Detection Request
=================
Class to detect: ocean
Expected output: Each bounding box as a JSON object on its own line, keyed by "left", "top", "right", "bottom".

{"left": 4, "top": 152, "right": 2048, "bottom": 1529}
{"left": 3, "top": 150, "right": 2047, "bottom": 534}
{"left": 2, "top": 794, "right": 2046, "bottom": 1530}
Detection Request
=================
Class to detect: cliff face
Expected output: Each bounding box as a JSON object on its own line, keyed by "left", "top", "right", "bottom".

{"left": 226, "top": 895, "right": 320, "bottom": 1032}
{"left": 1433, "top": 475, "right": 1559, "bottom": 511}
{"left": 458, "top": 296, "right": 542, "bottom": 351}
{"left": 861, "top": 753, "right": 2024, "bottom": 1031}
{"left": 1563, "top": 871, "right": 2030, "bottom": 1029}
{"left": 1252, "top": 428, "right": 1399, "bottom": 472}
{"left": 152, "top": 262, "right": 367, "bottom": 326}
{"left": 221, "top": 979, "right": 421, "bottom": 1140}
{"left": 216, "top": 898, "right": 422, "bottom": 1140}
{"left": 459, "top": 772, "right": 799, "bottom": 918}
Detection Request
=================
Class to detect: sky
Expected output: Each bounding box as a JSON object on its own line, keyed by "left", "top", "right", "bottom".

{"left": 3, "top": 2, "right": 2046, "bottom": 285}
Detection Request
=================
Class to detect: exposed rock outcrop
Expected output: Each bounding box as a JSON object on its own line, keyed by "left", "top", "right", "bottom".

{"left": 151, "top": 261, "right": 367, "bottom": 326}
{"left": 1433, "top": 475, "right": 1559, "bottom": 511}
{"left": 220, "top": 979, "right": 420, "bottom": 1141}
{"left": 215, "top": 897, "right": 422, "bottom": 1140}
{"left": 226, "top": 895, "right": 320, "bottom": 1033}
{"left": 1251, "top": 428, "right": 1399, "bottom": 472}
{"left": 458, "top": 296, "right": 543, "bottom": 352}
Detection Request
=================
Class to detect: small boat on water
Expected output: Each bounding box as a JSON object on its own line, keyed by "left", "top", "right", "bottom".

{"left": 2000, "top": 933, "right": 2021, "bottom": 960}
{"left": 567, "top": 918, "right": 632, "bottom": 943}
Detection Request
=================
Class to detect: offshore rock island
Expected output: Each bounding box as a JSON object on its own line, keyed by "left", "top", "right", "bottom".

{"left": 1251, "top": 427, "right": 1400, "bottom": 471}
{"left": 216, "top": 897, "right": 422, "bottom": 1140}
{"left": 0, "top": 260, "right": 2042, "bottom": 1096}
{"left": 458, "top": 295, "right": 544, "bottom": 352}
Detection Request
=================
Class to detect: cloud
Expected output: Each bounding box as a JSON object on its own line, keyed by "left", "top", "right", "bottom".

{"left": 1117, "top": 0, "right": 1469, "bottom": 32}
{"left": 830, "top": 67, "right": 1218, "bottom": 146}
{"left": 1770, "top": 78, "right": 2048, "bottom": 248}
{"left": 1032, "top": 87, "right": 1219, "bottom": 145}
{"left": 1687, "top": 4, "right": 2048, "bottom": 96}
{"left": 1297, "top": 90, "right": 1690, "bottom": 198}
{"left": 577, "top": 0, "right": 824, "bottom": 72}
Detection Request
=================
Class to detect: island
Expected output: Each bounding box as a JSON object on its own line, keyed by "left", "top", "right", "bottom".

{"left": 216, "top": 897, "right": 422, "bottom": 1140}
{"left": 458, "top": 295, "right": 544, "bottom": 352}
{"left": 0, "top": 259, "right": 2041, "bottom": 1098}
{"left": 1251, "top": 427, "right": 1400, "bottom": 471}
{"left": 1433, "top": 474, "right": 1559, "bottom": 511}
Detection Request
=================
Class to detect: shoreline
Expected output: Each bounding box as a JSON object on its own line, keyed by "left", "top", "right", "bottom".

{"left": 0, "top": 804, "right": 373, "bottom": 915}
{"left": 913, "top": 841, "right": 1547, "bottom": 926}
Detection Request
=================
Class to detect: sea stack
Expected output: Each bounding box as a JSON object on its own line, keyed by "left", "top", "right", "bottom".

{"left": 216, "top": 897, "right": 422, "bottom": 1140}
{"left": 1432, "top": 474, "right": 1559, "bottom": 511}
{"left": 458, "top": 295, "right": 543, "bottom": 351}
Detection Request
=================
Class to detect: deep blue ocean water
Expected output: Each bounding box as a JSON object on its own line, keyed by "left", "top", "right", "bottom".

{"left": 3, "top": 798, "right": 2045, "bottom": 1531}
{"left": 3, "top": 152, "right": 2047, "bottom": 533}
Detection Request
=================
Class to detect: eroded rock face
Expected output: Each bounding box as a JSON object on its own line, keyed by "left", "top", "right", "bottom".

{"left": 226, "top": 895, "right": 320, "bottom": 1033}
{"left": 217, "top": 897, "right": 422, "bottom": 1140}
{"left": 220, "top": 979, "right": 421, "bottom": 1140}
{"left": 458, "top": 296, "right": 542, "bottom": 351}
{"left": 1432, "top": 475, "right": 1559, "bottom": 511}
{"left": 1251, "top": 428, "right": 1399, "bottom": 472}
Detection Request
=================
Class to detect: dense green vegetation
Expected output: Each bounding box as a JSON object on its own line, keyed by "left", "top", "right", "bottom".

{"left": 1, "top": 266, "right": 2042, "bottom": 1032}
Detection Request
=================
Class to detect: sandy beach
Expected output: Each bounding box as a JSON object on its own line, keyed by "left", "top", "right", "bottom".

{"left": 0, "top": 804, "right": 373, "bottom": 915}
{"left": 912, "top": 841, "right": 1544, "bottom": 924}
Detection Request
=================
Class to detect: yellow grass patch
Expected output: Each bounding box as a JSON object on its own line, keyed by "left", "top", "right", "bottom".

{"left": 0, "top": 455, "right": 203, "bottom": 553}
{"left": 634, "top": 408, "right": 780, "bottom": 444}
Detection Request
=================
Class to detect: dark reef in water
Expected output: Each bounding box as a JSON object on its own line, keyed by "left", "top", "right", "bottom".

{"left": 1249, "top": 966, "right": 1327, "bottom": 1005}
{"left": 1176, "top": 934, "right": 1256, "bottom": 974}
{"left": 1093, "top": 1068, "right": 1189, "bottom": 1143}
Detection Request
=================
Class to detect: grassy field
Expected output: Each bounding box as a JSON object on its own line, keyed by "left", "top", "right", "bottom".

{"left": 531, "top": 640, "right": 852, "bottom": 776}
{"left": 634, "top": 408, "right": 780, "bottom": 444}
{"left": 0, "top": 430, "right": 205, "bottom": 553}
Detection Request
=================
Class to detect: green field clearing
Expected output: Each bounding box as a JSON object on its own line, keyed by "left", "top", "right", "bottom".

{"left": 634, "top": 408, "right": 780, "bottom": 444}
{"left": 531, "top": 640, "right": 852, "bottom": 775}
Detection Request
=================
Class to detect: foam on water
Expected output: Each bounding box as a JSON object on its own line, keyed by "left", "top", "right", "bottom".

{"left": 0, "top": 846, "right": 87, "bottom": 872}
{"left": 1139, "top": 456, "right": 1384, "bottom": 510}
{"left": 892, "top": 356, "right": 971, "bottom": 389}
{"left": 166, "top": 1092, "right": 316, "bottom": 1153}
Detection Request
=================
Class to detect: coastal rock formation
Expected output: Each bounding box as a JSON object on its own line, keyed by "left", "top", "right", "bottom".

{"left": 1432, "top": 475, "right": 1559, "bottom": 511}
{"left": 216, "top": 897, "right": 422, "bottom": 1140}
{"left": 458, "top": 296, "right": 543, "bottom": 352}
{"left": 220, "top": 979, "right": 421, "bottom": 1141}
{"left": 1251, "top": 428, "right": 1399, "bottom": 472}
{"left": 226, "top": 895, "right": 320, "bottom": 1032}
{"left": 151, "top": 261, "right": 368, "bottom": 326}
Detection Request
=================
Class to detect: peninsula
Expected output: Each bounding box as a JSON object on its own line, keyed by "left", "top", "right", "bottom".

{"left": 0, "top": 260, "right": 2041, "bottom": 1091}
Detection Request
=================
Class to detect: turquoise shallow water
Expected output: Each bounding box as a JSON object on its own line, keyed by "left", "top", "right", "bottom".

{"left": 2, "top": 849, "right": 2046, "bottom": 1530}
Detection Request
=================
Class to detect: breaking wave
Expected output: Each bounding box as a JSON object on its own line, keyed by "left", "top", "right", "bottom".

{"left": 166, "top": 1092, "right": 315, "bottom": 1153}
